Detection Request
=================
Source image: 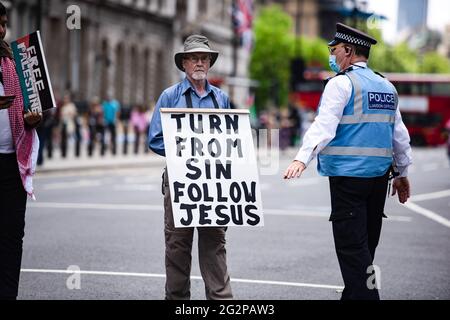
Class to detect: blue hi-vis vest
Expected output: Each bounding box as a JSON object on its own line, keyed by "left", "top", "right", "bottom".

{"left": 318, "top": 67, "right": 397, "bottom": 178}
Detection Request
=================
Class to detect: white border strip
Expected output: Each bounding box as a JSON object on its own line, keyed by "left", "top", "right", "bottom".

{"left": 37, "top": 31, "right": 57, "bottom": 111}
{"left": 20, "top": 268, "right": 343, "bottom": 290}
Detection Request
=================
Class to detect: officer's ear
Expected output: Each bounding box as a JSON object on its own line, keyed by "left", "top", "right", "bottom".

{"left": 344, "top": 46, "right": 352, "bottom": 55}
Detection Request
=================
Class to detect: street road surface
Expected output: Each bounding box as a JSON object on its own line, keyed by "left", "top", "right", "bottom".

{"left": 19, "top": 147, "right": 450, "bottom": 300}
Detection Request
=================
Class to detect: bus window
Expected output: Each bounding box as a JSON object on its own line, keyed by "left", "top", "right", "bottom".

{"left": 402, "top": 113, "right": 442, "bottom": 127}
{"left": 411, "top": 83, "right": 430, "bottom": 95}
{"left": 297, "top": 81, "right": 323, "bottom": 92}
{"left": 394, "top": 83, "right": 410, "bottom": 94}
{"left": 393, "top": 82, "right": 432, "bottom": 95}
{"left": 431, "top": 83, "right": 450, "bottom": 97}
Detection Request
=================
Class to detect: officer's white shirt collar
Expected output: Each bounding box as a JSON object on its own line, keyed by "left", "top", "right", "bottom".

{"left": 352, "top": 61, "right": 367, "bottom": 68}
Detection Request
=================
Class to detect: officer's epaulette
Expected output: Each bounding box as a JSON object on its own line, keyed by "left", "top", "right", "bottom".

{"left": 337, "top": 66, "right": 354, "bottom": 76}
{"left": 323, "top": 66, "right": 354, "bottom": 88}
{"left": 374, "top": 71, "right": 385, "bottom": 78}
{"left": 323, "top": 77, "right": 332, "bottom": 87}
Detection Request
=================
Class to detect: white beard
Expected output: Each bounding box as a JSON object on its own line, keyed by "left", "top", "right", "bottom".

{"left": 192, "top": 71, "right": 207, "bottom": 80}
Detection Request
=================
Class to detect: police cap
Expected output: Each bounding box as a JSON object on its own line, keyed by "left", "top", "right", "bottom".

{"left": 328, "top": 23, "right": 377, "bottom": 48}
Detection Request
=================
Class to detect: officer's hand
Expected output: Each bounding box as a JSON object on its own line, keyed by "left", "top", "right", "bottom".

{"left": 24, "top": 111, "right": 42, "bottom": 127}
{"left": 283, "top": 160, "right": 306, "bottom": 179}
{"left": 392, "top": 177, "right": 410, "bottom": 204}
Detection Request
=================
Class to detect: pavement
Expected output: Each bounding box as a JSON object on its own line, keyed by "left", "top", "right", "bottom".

{"left": 36, "top": 144, "right": 165, "bottom": 173}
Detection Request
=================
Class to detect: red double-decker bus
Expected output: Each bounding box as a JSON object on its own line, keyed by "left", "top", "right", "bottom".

{"left": 290, "top": 72, "right": 450, "bottom": 146}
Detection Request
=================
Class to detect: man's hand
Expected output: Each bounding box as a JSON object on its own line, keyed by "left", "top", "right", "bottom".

{"left": 392, "top": 177, "right": 410, "bottom": 204}
{"left": 0, "top": 95, "right": 15, "bottom": 110}
{"left": 23, "top": 111, "right": 42, "bottom": 127}
{"left": 283, "top": 160, "right": 306, "bottom": 179}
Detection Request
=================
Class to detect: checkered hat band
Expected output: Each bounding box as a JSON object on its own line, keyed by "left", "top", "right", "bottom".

{"left": 335, "top": 32, "right": 371, "bottom": 47}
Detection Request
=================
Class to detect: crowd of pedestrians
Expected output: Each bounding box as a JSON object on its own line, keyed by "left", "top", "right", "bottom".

{"left": 36, "top": 92, "right": 153, "bottom": 165}
{"left": 36, "top": 90, "right": 319, "bottom": 166}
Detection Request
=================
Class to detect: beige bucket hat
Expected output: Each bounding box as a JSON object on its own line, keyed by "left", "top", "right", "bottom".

{"left": 174, "top": 34, "right": 219, "bottom": 71}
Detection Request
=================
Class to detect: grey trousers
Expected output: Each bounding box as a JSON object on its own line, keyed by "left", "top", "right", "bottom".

{"left": 162, "top": 168, "right": 233, "bottom": 300}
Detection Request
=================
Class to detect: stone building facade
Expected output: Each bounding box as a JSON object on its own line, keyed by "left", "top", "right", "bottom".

{"left": 4, "top": 0, "right": 251, "bottom": 110}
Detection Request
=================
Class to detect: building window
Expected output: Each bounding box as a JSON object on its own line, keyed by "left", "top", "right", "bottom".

{"left": 158, "top": 0, "right": 164, "bottom": 11}
{"left": 99, "top": 39, "right": 109, "bottom": 100}
{"left": 153, "top": 50, "right": 164, "bottom": 100}
{"left": 221, "top": 0, "right": 229, "bottom": 23}
{"left": 130, "top": 46, "right": 138, "bottom": 105}
{"left": 143, "top": 48, "right": 150, "bottom": 106}
{"left": 199, "top": 0, "right": 208, "bottom": 15}
{"left": 176, "top": 0, "right": 187, "bottom": 21}
{"left": 115, "top": 43, "right": 125, "bottom": 103}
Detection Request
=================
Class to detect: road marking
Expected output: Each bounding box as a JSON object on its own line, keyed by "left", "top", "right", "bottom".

{"left": 28, "top": 202, "right": 162, "bottom": 211}
{"left": 422, "top": 163, "right": 440, "bottom": 172}
{"left": 411, "top": 189, "right": 450, "bottom": 202}
{"left": 27, "top": 202, "right": 412, "bottom": 222}
{"left": 384, "top": 215, "right": 412, "bottom": 222}
{"left": 265, "top": 209, "right": 411, "bottom": 222}
{"left": 265, "top": 208, "right": 328, "bottom": 217}
{"left": 114, "top": 185, "right": 157, "bottom": 191}
{"left": 286, "top": 177, "right": 323, "bottom": 186}
{"left": 20, "top": 268, "right": 343, "bottom": 291}
{"left": 124, "top": 177, "right": 154, "bottom": 184}
{"left": 43, "top": 180, "right": 103, "bottom": 190}
{"left": 404, "top": 202, "right": 450, "bottom": 228}
{"left": 36, "top": 167, "right": 163, "bottom": 179}
{"left": 259, "top": 183, "right": 271, "bottom": 191}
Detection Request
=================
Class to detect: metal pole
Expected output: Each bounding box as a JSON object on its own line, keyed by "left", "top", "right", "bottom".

{"left": 37, "top": 0, "right": 42, "bottom": 31}
{"left": 230, "top": 0, "right": 238, "bottom": 102}
{"left": 296, "top": 0, "right": 301, "bottom": 38}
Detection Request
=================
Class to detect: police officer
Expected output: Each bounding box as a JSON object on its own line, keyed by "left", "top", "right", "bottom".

{"left": 284, "top": 23, "right": 412, "bottom": 300}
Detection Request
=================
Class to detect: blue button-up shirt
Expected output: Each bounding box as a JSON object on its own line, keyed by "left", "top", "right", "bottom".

{"left": 148, "top": 78, "right": 230, "bottom": 156}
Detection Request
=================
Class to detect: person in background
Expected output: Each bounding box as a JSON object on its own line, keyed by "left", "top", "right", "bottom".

{"left": 130, "top": 104, "right": 148, "bottom": 154}
{"left": 87, "top": 96, "right": 105, "bottom": 157}
{"left": 102, "top": 92, "right": 120, "bottom": 155}
{"left": 36, "top": 107, "right": 56, "bottom": 166}
{"left": 59, "top": 93, "right": 77, "bottom": 158}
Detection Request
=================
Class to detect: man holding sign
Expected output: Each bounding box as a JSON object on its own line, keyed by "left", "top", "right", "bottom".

{"left": 148, "top": 35, "right": 233, "bottom": 300}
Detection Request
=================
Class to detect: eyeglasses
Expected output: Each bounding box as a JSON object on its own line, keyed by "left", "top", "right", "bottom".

{"left": 184, "top": 55, "right": 211, "bottom": 63}
{"left": 328, "top": 44, "right": 353, "bottom": 54}
{"left": 328, "top": 45, "right": 342, "bottom": 54}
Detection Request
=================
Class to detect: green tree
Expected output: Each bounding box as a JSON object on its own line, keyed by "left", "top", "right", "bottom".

{"left": 421, "top": 52, "right": 450, "bottom": 73}
{"left": 293, "top": 36, "right": 329, "bottom": 68}
{"left": 366, "top": 27, "right": 450, "bottom": 74}
{"left": 250, "top": 5, "right": 293, "bottom": 110}
{"left": 367, "top": 28, "right": 417, "bottom": 73}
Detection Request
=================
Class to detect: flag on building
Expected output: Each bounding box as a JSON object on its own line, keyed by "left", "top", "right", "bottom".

{"left": 232, "top": 0, "right": 254, "bottom": 51}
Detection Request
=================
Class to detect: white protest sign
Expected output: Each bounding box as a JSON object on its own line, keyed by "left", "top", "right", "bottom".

{"left": 161, "top": 108, "right": 264, "bottom": 228}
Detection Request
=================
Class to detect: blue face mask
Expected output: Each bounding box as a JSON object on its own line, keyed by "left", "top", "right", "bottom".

{"left": 329, "top": 55, "right": 341, "bottom": 73}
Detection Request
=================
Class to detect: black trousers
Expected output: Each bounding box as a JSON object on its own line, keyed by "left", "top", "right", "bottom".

{"left": 106, "top": 123, "right": 117, "bottom": 155}
{"left": 329, "top": 170, "right": 389, "bottom": 300}
{"left": 0, "top": 153, "right": 27, "bottom": 300}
